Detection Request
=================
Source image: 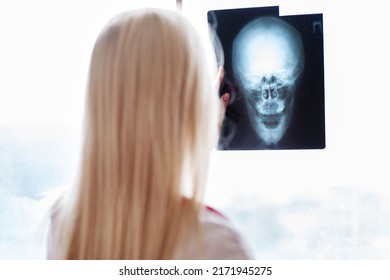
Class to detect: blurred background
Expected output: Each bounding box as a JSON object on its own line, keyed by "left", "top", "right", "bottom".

{"left": 0, "top": 0, "right": 389, "bottom": 259}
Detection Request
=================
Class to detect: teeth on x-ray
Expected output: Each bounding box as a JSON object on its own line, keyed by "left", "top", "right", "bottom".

{"left": 232, "top": 16, "right": 304, "bottom": 145}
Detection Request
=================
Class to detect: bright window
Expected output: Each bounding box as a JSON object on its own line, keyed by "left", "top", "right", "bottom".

{"left": 1, "top": 0, "right": 389, "bottom": 259}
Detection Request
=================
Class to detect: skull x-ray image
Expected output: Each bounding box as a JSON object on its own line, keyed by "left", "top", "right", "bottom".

{"left": 208, "top": 7, "right": 325, "bottom": 150}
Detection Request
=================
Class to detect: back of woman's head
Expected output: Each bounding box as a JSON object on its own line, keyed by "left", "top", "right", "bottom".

{"left": 51, "top": 8, "right": 219, "bottom": 259}
{"left": 88, "top": 8, "right": 218, "bottom": 189}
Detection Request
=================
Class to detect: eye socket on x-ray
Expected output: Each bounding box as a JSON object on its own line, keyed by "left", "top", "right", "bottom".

{"left": 208, "top": 7, "right": 326, "bottom": 150}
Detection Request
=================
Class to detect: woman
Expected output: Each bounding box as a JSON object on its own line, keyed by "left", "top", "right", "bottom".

{"left": 47, "top": 8, "right": 252, "bottom": 259}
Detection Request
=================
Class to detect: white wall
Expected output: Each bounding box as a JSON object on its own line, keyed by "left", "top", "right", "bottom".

{"left": 0, "top": 0, "right": 389, "bottom": 259}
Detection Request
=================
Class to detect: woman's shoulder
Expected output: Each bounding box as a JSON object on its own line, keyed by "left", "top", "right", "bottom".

{"left": 199, "top": 206, "right": 254, "bottom": 260}
{"left": 46, "top": 191, "right": 68, "bottom": 259}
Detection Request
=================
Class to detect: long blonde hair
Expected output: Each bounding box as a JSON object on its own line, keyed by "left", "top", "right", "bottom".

{"left": 49, "top": 8, "right": 219, "bottom": 259}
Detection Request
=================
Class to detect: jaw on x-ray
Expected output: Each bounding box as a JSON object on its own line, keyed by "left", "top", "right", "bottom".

{"left": 232, "top": 16, "right": 304, "bottom": 146}
{"left": 209, "top": 7, "right": 325, "bottom": 150}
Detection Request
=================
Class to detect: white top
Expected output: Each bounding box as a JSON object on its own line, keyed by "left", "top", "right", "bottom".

{"left": 176, "top": 207, "right": 253, "bottom": 259}
{"left": 47, "top": 204, "right": 253, "bottom": 260}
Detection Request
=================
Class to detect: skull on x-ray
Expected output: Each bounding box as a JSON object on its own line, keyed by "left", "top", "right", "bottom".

{"left": 232, "top": 16, "right": 304, "bottom": 145}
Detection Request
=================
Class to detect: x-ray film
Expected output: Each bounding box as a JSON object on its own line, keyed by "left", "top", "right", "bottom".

{"left": 208, "top": 7, "right": 325, "bottom": 150}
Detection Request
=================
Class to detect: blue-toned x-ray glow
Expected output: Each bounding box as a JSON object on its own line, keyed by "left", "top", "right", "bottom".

{"left": 232, "top": 16, "right": 304, "bottom": 145}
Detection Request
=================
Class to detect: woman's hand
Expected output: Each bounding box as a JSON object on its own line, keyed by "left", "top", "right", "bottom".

{"left": 214, "top": 67, "right": 230, "bottom": 136}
